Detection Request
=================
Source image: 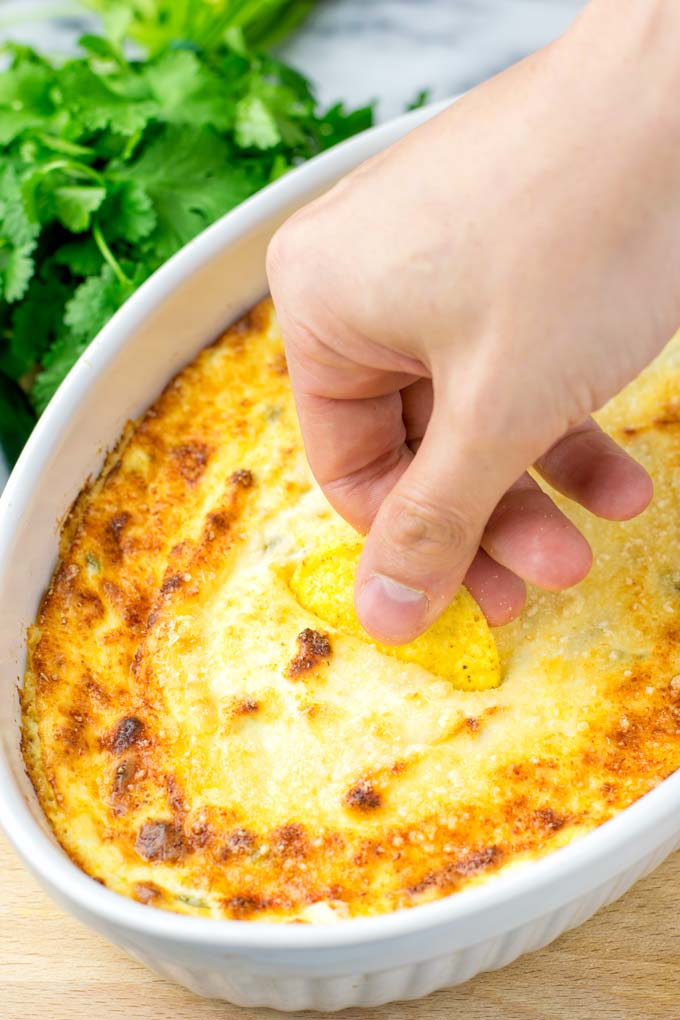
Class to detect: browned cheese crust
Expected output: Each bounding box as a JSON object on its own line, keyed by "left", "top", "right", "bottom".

{"left": 21, "top": 299, "right": 680, "bottom": 921}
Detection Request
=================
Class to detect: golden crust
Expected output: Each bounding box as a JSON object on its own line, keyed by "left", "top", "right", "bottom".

{"left": 21, "top": 299, "right": 680, "bottom": 921}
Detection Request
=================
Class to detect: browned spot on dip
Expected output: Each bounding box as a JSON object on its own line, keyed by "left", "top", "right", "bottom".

{"left": 345, "top": 780, "right": 381, "bottom": 812}
{"left": 220, "top": 828, "right": 256, "bottom": 859}
{"left": 285, "top": 628, "right": 332, "bottom": 678}
{"left": 104, "top": 510, "right": 132, "bottom": 562}
{"left": 171, "top": 442, "right": 211, "bottom": 484}
{"left": 135, "top": 821, "right": 186, "bottom": 863}
{"left": 134, "top": 882, "right": 163, "bottom": 904}
{"left": 108, "top": 716, "right": 145, "bottom": 754}
{"left": 222, "top": 895, "right": 265, "bottom": 919}
{"left": 230, "top": 468, "right": 254, "bottom": 488}
{"left": 271, "top": 823, "right": 308, "bottom": 858}
{"left": 233, "top": 698, "right": 260, "bottom": 715}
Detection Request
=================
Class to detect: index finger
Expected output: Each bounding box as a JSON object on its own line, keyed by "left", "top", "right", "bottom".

{"left": 294, "top": 387, "right": 413, "bottom": 532}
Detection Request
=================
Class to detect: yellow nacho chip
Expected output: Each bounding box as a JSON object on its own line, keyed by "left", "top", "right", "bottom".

{"left": 289, "top": 542, "right": 501, "bottom": 691}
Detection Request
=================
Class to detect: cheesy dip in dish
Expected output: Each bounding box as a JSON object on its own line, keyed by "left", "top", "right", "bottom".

{"left": 21, "top": 298, "right": 680, "bottom": 922}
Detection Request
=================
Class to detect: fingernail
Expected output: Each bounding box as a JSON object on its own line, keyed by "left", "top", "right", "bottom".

{"left": 357, "top": 574, "right": 429, "bottom": 644}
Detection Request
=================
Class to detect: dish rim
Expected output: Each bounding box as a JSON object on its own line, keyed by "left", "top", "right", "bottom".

{"left": 1, "top": 97, "right": 680, "bottom": 953}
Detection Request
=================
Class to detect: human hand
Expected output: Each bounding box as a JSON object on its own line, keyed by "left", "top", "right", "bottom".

{"left": 267, "top": 0, "right": 680, "bottom": 645}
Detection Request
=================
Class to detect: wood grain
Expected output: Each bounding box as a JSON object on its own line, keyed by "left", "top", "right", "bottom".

{"left": 2, "top": 831, "right": 679, "bottom": 1020}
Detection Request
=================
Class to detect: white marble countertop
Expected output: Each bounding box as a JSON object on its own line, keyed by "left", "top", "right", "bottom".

{"left": 2, "top": 0, "right": 585, "bottom": 119}
{"left": 280, "top": 0, "right": 583, "bottom": 119}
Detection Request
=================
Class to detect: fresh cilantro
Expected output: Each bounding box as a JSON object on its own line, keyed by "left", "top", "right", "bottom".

{"left": 31, "top": 263, "right": 143, "bottom": 413}
{"left": 234, "top": 93, "right": 281, "bottom": 149}
{"left": 57, "top": 63, "right": 159, "bottom": 136}
{"left": 407, "top": 89, "right": 431, "bottom": 112}
{"left": 0, "top": 166, "right": 40, "bottom": 303}
{"left": 0, "top": 373, "right": 35, "bottom": 465}
{"left": 82, "top": 1, "right": 317, "bottom": 55}
{"left": 143, "top": 50, "right": 235, "bottom": 131}
{"left": 52, "top": 238, "right": 104, "bottom": 277}
{"left": 63, "top": 264, "right": 137, "bottom": 341}
{"left": 0, "top": 270, "right": 71, "bottom": 380}
{"left": 98, "top": 180, "right": 157, "bottom": 244}
{"left": 120, "top": 125, "right": 260, "bottom": 259}
{"left": 316, "top": 102, "right": 375, "bottom": 151}
{"left": 54, "top": 185, "right": 108, "bottom": 233}
{"left": 0, "top": 6, "right": 375, "bottom": 463}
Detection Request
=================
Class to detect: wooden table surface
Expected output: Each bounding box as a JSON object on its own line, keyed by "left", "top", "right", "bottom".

{"left": 2, "top": 832, "right": 679, "bottom": 1020}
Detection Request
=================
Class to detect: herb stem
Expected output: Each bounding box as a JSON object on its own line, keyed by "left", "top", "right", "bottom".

{"left": 38, "top": 159, "right": 104, "bottom": 185}
{"left": 36, "top": 134, "right": 94, "bottom": 158}
{"left": 92, "top": 221, "right": 131, "bottom": 286}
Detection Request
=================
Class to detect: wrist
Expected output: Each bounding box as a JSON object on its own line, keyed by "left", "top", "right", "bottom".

{"left": 582, "top": 0, "right": 680, "bottom": 38}
{"left": 575, "top": 0, "right": 680, "bottom": 88}
{"left": 557, "top": 0, "right": 680, "bottom": 158}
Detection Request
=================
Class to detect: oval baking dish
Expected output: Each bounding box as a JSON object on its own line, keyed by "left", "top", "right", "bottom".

{"left": 2, "top": 100, "right": 680, "bottom": 1012}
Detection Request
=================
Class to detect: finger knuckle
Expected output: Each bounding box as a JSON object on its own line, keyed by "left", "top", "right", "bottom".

{"left": 266, "top": 208, "right": 317, "bottom": 292}
{"left": 389, "top": 495, "right": 470, "bottom": 560}
{"left": 265, "top": 223, "right": 296, "bottom": 290}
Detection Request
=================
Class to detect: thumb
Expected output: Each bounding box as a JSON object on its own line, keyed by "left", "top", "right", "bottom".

{"left": 354, "top": 397, "right": 535, "bottom": 644}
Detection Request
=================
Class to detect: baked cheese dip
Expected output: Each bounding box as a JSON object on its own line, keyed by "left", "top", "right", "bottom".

{"left": 21, "top": 299, "right": 680, "bottom": 922}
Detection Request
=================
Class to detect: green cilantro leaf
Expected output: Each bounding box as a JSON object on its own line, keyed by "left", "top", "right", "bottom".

{"left": 54, "top": 185, "right": 107, "bottom": 233}
{"left": 31, "top": 263, "right": 142, "bottom": 412}
{"left": 0, "top": 372, "right": 35, "bottom": 464}
{"left": 0, "top": 60, "right": 57, "bottom": 145}
{"left": 234, "top": 94, "right": 281, "bottom": 149}
{"left": 2, "top": 244, "right": 35, "bottom": 304}
{"left": 30, "top": 333, "right": 90, "bottom": 414}
{"left": 63, "top": 263, "right": 135, "bottom": 341}
{"left": 1, "top": 270, "right": 71, "bottom": 379}
{"left": 316, "top": 102, "right": 375, "bottom": 151}
{"left": 52, "top": 237, "right": 104, "bottom": 278}
{"left": 0, "top": 165, "right": 39, "bottom": 303}
{"left": 144, "top": 50, "right": 235, "bottom": 131}
{"left": 78, "top": 33, "right": 125, "bottom": 63}
{"left": 57, "top": 62, "right": 157, "bottom": 137}
{"left": 407, "top": 89, "right": 431, "bottom": 112}
{"left": 99, "top": 180, "right": 157, "bottom": 244}
{"left": 122, "top": 125, "right": 261, "bottom": 258}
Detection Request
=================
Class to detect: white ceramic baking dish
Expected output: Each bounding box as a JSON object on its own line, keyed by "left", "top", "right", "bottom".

{"left": 2, "top": 99, "right": 680, "bottom": 1012}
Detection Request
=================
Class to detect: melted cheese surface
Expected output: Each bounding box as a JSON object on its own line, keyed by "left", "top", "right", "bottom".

{"left": 21, "top": 299, "right": 680, "bottom": 921}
